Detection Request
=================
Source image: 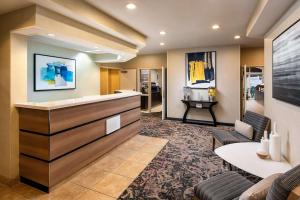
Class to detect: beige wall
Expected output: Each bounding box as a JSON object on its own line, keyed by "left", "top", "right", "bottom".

{"left": 264, "top": 1, "right": 300, "bottom": 166}
{"left": 241, "top": 47, "right": 264, "bottom": 66}
{"left": 0, "top": 6, "right": 35, "bottom": 183}
{"left": 167, "top": 45, "right": 241, "bottom": 123}
{"left": 123, "top": 53, "right": 167, "bottom": 69}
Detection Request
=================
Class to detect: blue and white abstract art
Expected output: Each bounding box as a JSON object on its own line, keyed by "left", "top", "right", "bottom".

{"left": 34, "top": 54, "right": 76, "bottom": 91}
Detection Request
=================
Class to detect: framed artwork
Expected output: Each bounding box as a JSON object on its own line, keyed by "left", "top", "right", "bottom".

{"left": 34, "top": 54, "right": 76, "bottom": 91}
{"left": 186, "top": 51, "right": 216, "bottom": 89}
{"left": 272, "top": 19, "right": 300, "bottom": 106}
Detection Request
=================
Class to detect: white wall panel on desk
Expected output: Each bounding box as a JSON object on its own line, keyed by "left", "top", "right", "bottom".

{"left": 106, "top": 115, "right": 120, "bottom": 135}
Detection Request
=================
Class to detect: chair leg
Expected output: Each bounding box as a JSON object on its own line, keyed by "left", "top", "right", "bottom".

{"left": 212, "top": 137, "right": 215, "bottom": 151}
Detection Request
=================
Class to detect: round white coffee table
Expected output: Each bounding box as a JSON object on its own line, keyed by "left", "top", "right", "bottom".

{"left": 215, "top": 142, "right": 292, "bottom": 178}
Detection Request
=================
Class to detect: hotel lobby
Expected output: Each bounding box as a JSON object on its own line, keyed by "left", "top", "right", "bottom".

{"left": 0, "top": 0, "right": 300, "bottom": 199}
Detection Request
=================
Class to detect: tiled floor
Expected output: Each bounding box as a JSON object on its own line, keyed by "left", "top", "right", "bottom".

{"left": 0, "top": 135, "right": 168, "bottom": 200}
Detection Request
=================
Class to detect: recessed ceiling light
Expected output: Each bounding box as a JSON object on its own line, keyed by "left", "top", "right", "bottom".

{"left": 234, "top": 35, "right": 241, "bottom": 39}
{"left": 47, "top": 33, "right": 55, "bottom": 37}
{"left": 160, "top": 31, "right": 166, "bottom": 35}
{"left": 212, "top": 24, "right": 220, "bottom": 30}
{"left": 160, "top": 42, "right": 165, "bottom": 46}
{"left": 126, "top": 3, "right": 136, "bottom": 10}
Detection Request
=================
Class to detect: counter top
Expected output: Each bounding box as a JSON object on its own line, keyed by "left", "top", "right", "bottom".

{"left": 15, "top": 90, "right": 141, "bottom": 110}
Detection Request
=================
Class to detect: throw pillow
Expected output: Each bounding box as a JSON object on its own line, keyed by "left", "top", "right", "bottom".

{"left": 239, "top": 173, "right": 282, "bottom": 200}
{"left": 235, "top": 120, "right": 253, "bottom": 140}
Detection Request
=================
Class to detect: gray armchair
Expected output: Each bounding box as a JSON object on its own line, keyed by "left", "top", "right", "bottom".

{"left": 212, "top": 111, "right": 270, "bottom": 150}
{"left": 194, "top": 165, "right": 300, "bottom": 200}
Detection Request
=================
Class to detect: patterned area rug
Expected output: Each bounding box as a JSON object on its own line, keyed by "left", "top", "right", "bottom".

{"left": 118, "top": 113, "right": 233, "bottom": 200}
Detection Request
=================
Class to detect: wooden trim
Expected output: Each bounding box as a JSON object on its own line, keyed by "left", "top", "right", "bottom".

{"left": 288, "top": 186, "right": 300, "bottom": 200}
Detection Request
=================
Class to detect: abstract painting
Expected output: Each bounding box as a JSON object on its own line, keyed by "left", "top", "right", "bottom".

{"left": 186, "top": 51, "right": 216, "bottom": 89}
{"left": 34, "top": 54, "right": 76, "bottom": 91}
{"left": 273, "top": 19, "right": 300, "bottom": 106}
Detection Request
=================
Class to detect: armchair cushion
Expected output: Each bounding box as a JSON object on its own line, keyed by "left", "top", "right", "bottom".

{"left": 213, "top": 129, "right": 252, "bottom": 146}
{"left": 194, "top": 171, "right": 254, "bottom": 200}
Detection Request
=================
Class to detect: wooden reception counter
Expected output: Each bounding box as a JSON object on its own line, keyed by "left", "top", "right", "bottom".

{"left": 15, "top": 91, "right": 141, "bottom": 192}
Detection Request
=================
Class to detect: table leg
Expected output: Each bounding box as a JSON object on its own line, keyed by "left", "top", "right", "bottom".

{"left": 209, "top": 105, "right": 217, "bottom": 126}
{"left": 182, "top": 102, "right": 190, "bottom": 123}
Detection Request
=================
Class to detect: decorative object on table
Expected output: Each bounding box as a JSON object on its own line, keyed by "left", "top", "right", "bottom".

{"left": 183, "top": 86, "right": 192, "bottom": 100}
{"left": 272, "top": 19, "right": 300, "bottom": 107}
{"left": 261, "top": 132, "right": 270, "bottom": 154}
{"left": 186, "top": 51, "right": 216, "bottom": 89}
{"left": 256, "top": 150, "right": 269, "bottom": 159}
{"left": 208, "top": 87, "right": 216, "bottom": 102}
{"left": 256, "top": 132, "right": 269, "bottom": 159}
{"left": 34, "top": 54, "right": 76, "bottom": 91}
{"left": 269, "top": 122, "right": 281, "bottom": 162}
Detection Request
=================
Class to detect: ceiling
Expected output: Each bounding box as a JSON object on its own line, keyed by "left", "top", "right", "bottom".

{"left": 86, "top": 0, "right": 263, "bottom": 54}
{"left": 1, "top": 0, "right": 296, "bottom": 56}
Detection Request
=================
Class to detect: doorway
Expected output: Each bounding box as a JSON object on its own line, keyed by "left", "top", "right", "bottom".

{"left": 100, "top": 67, "right": 120, "bottom": 95}
{"left": 241, "top": 66, "right": 264, "bottom": 117}
{"left": 139, "top": 68, "right": 163, "bottom": 113}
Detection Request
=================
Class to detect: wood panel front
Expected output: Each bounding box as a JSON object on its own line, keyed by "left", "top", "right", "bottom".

{"left": 121, "top": 108, "right": 140, "bottom": 127}
{"left": 19, "top": 108, "right": 49, "bottom": 134}
{"left": 19, "top": 121, "right": 140, "bottom": 188}
{"left": 20, "top": 131, "right": 50, "bottom": 160}
{"left": 49, "top": 96, "right": 140, "bottom": 134}
{"left": 20, "top": 108, "right": 140, "bottom": 161}
{"left": 20, "top": 155, "right": 49, "bottom": 186}
{"left": 50, "top": 120, "right": 140, "bottom": 187}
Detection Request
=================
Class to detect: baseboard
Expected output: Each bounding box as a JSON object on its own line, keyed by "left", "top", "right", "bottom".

{"left": 166, "top": 117, "right": 234, "bottom": 126}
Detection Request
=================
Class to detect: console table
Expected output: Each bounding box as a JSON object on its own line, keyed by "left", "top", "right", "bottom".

{"left": 181, "top": 100, "right": 218, "bottom": 126}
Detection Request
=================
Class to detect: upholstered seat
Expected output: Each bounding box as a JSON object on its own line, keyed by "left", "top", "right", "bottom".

{"left": 194, "top": 171, "right": 254, "bottom": 200}
{"left": 194, "top": 165, "right": 300, "bottom": 200}
{"left": 212, "top": 111, "right": 270, "bottom": 150}
{"left": 213, "top": 130, "right": 252, "bottom": 145}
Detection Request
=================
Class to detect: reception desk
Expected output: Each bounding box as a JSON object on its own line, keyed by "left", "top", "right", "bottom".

{"left": 15, "top": 91, "right": 141, "bottom": 192}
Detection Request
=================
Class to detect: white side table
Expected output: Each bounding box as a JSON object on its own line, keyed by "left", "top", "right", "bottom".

{"left": 215, "top": 142, "right": 292, "bottom": 178}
